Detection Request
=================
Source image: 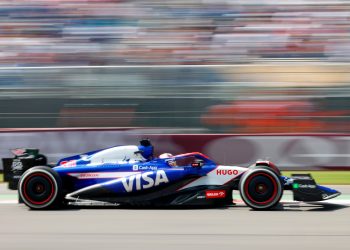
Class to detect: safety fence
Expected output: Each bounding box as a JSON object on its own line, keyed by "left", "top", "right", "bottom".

{"left": 1, "top": 128, "right": 349, "bottom": 170}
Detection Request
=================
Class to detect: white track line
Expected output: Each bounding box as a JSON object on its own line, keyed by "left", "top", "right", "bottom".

{"left": 1, "top": 199, "right": 349, "bottom": 205}
{"left": 0, "top": 200, "right": 17, "bottom": 204}
{"left": 233, "top": 199, "right": 350, "bottom": 206}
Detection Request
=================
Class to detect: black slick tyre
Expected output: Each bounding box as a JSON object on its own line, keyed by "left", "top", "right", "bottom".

{"left": 239, "top": 167, "right": 283, "bottom": 210}
{"left": 18, "top": 166, "right": 63, "bottom": 210}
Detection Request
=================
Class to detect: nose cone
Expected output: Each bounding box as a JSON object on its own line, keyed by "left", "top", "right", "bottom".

{"left": 318, "top": 186, "right": 341, "bottom": 200}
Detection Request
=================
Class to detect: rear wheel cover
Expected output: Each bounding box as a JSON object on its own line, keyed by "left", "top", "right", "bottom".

{"left": 239, "top": 168, "right": 282, "bottom": 210}
{"left": 19, "top": 169, "right": 59, "bottom": 209}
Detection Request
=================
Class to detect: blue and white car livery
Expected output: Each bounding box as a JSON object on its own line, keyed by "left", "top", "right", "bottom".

{"left": 18, "top": 139, "right": 341, "bottom": 210}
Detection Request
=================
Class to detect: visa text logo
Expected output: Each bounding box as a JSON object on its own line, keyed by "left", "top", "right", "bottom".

{"left": 121, "top": 170, "right": 169, "bottom": 192}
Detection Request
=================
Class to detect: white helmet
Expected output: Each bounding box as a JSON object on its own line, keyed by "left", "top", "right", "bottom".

{"left": 159, "top": 153, "right": 173, "bottom": 159}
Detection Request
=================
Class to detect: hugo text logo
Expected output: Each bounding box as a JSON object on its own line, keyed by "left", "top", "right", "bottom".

{"left": 216, "top": 169, "right": 238, "bottom": 175}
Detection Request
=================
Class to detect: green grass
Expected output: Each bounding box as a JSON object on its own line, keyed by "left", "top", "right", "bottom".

{"left": 282, "top": 171, "right": 350, "bottom": 185}
{"left": 0, "top": 173, "right": 3, "bottom": 182}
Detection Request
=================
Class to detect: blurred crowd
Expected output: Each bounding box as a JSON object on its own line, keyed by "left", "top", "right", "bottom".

{"left": 0, "top": 0, "right": 349, "bottom": 133}
{"left": 1, "top": 0, "right": 350, "bottom": 66}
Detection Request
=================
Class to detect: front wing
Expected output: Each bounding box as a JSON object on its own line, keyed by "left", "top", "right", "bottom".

{"left": 285, "top": 174, "right": 341, "bottom": 202}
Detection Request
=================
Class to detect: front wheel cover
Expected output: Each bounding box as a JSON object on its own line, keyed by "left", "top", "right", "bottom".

{"left": 18, "top": 166, "right": 62, "bottom": 209}
{"left": 239, "top": 168, "right": 283, "bottom": 210}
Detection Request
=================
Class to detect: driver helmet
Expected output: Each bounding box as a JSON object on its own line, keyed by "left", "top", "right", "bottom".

{"left": 159, "top": 153, "right": 173, "bottom": 159}
{"left": 159, "top": 153, "right": 177, "bottom": 167}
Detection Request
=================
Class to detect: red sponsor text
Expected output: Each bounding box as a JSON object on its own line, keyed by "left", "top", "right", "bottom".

{"left": 216, "top": 169, "right": 238, "bottom": 175}
{"left": 205, "top": 190, "right": 226, "bottom": 199}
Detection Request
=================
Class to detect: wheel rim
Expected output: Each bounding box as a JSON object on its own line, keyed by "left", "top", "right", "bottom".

{"left": 22, "top": 173, "right": 55, "bottom": 205}
{"left": 244, "top": 172, "right": 278, "bottom": 205}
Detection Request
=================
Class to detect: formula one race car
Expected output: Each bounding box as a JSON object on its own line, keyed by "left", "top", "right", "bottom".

{"left": 17, "top": 139, "right": 341, "bottom": 210}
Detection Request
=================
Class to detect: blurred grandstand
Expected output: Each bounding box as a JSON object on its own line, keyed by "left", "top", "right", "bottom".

{"left": 2, "top": 0, "right": 350, "bottom": 65}
{"left": 0, "top": 0, "right": 349, "bottom": 133}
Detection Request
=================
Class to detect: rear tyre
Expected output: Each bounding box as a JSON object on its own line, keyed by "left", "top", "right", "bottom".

{"left": 239, "top": 167, "right": 283, "bottom": 210}
{"left": 18, "top": 166, "right": 63, "bottom": 210}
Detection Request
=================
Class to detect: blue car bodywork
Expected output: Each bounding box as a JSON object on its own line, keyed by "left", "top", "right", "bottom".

{"left": 18, "top": 140, "right": 341, "bottom": 210}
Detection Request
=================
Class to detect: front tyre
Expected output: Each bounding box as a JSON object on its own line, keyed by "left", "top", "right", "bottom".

{"left": 18, "top": 166, "right": 63, "bottom": 210}
{"left": 239, "top": 167, "right": 283, "bottom": 210}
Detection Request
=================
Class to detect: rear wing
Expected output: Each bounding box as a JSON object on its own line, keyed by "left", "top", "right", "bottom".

{"left": 2, "top": 149, "right": 47, "bottom": 190}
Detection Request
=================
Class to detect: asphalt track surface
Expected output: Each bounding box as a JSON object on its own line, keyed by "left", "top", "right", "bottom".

{"left": 1, "top": 184, "right": 350, "bottom": 250}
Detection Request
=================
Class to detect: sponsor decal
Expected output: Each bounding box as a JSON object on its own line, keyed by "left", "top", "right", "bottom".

{"left": 11, "top": 159, "right": 23, "bottom": 171}
{"left": 216, "top": 169, "right": 238, "bottom": 175}
{"left": 293, "top": 183, "right": 316, "bottom": 189}
{"left": 205, "top": 190, "right": 226, "bottom": 199}
{"left": 60, "top": 160, "right": 77, "bottom": 167}
{"left": 299, "top": 184, "right": 316, "bottom": 189}
{"left": 121, "top": 170, "right": 169, "bottom": 192}
{"left": 75, "top": 173, "right": 99, "bottom": 179}
{"left": 132, "top": 165, "right": 158, "bottom": 171}
{"left": 293, "top": 176, "right": 312, "bottom": 180}
{"left": 68, "top": 172, "right": 138, "bottom": 179}
{"left": 139, "top": 166, "right": 158, "bottom": 171}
